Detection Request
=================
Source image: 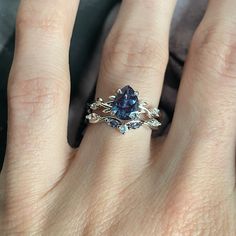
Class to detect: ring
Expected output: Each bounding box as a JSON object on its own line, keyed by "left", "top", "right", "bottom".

{"left": 86, "top": 85, "right": 162, "bottom": 134}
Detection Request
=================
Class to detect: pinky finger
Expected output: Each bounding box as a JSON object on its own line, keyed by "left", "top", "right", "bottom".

{"left": 166, "top": 0, "right": 236, "bottom": 191}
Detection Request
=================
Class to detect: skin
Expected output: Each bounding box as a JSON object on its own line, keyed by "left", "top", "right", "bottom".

{"left": 0, "top": 0, "right": 236, "bottom": 235}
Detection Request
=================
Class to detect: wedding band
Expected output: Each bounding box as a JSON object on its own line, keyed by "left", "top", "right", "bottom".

{"left": 86, "top": 85, "right": 161, "bottom": 134}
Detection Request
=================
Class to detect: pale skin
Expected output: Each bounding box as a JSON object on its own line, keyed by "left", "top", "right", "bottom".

{"left": 0, "top": 0, "right": 236, "bottom": 235}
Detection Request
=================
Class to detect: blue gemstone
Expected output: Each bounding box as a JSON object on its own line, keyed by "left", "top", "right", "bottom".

{"left": 106, "top": 118, "right": 122, "bottom": 128}
{"left": 111, "top": 85, "right": 139, "bottom": 120}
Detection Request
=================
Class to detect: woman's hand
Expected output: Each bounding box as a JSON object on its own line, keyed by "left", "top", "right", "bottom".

{"left": 1, "top": 0, "right": 236, "bottom": 235}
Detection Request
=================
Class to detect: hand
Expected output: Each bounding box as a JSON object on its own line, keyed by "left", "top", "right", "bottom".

{"left": 1, "top": 0, "right": 236, "bottom": 235}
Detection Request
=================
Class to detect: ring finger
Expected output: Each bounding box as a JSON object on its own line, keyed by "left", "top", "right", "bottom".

{"left": 79, "top": 0, "right": 177, "bottom": 172}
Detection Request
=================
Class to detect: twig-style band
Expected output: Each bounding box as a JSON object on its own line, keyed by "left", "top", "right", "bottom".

{"left": 86, "top": 85, "right": 161, "bottom": 134}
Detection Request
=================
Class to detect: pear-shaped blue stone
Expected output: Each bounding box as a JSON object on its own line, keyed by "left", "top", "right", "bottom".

{"left": 111, "top": 85, "right": 139, "bottom": 120}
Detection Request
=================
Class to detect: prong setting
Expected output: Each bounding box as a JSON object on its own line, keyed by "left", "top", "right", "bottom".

{"left": 109, "top": 95, "right": 116, "bottom": 100}
{"left": 110, "top": 110, "right": 116, "bottom": 116}
{"left": 116, "top": 89, "right": 123, "bottom": 94}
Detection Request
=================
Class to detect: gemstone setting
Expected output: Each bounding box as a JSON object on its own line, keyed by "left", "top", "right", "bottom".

{"left": 127, "top": 121, "right": 143, "bottom": 129}
{"left": 111, "top": 85, "right": 139, "bottom": 120}
{"left": 146, "top": 119, "right": 161, "bottom": 129}
{"left": 86, "top": 85, "right": 162, "bottom": 134}
{"left": 105, "top": 117, "right": 122, "bottom": 128}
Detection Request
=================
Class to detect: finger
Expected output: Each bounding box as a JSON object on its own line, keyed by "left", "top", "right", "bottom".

{"left": 98, "top": 0, "right": 176, "bottom": 106}
{"left": 166, "top": 0, "right": 236, "bottom": 191}
{"left": 4, "top": 0, "right": 80, "bottom": 202}
{"left": 79, "top": 1, "right": 177, "bottom": 176}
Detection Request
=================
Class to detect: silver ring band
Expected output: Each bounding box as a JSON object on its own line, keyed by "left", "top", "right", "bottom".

{"left": 86, "top": 85, "right": 162, "bottom": 134}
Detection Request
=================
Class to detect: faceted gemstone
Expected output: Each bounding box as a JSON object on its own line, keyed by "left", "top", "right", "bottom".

{"left": 128, "top": 121, "right": 142, "bottom": 129}
{"left": 151, "top": 108, "right": 160, "bottom": 117}
{"left": 86, "top": 113, "right": 99, "bottom": 123}
{"left": 106, "top": 118, "right": 122, "bottom": 128}
{"left": 146, "top": 119, "right": 161, "bottom": 129}
{"left": 129, "top": 112, "right": 140, "bottom": 120}
{"left": 119, "top": 125, "right": 129, "bottom": 134}
{"left": 111, "top": 85, "right": 139, "bottom": 120}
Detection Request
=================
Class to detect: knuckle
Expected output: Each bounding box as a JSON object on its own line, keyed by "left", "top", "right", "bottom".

{"left": 8, "top": 76, "right": 69, "bottom": 120}
{"left": 16, "top": 5, "right": 65, "bottom": 35}
{"left": 102, "top": 29, "right": 168, "bottom": 77}
{"left": 191, "top": 24, "right": 236, "bottom": 82}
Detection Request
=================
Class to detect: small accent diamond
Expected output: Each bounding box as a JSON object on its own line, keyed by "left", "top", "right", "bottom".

{"left": 151, "top": 108, "right": 160, "bottom": 117}
{"left": 86, "top": 113, "right": 99, "bottom": 123}
{"left": 119, "top": 125, "right": 129, "bottom": 134}
{"left": 147, "top": 119, "right": 161, "bottom": 128}
{"left": 90, "top": 103, "right": 97, "bottom": 110}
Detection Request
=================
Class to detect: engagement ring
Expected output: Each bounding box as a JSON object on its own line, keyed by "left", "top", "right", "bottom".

{"left": 86, "top": 85, "right": 161, "bottom": 134}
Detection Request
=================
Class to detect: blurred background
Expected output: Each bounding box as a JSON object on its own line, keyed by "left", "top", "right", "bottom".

{"left": 0, "top": 0, "right": 207, "bottom": 169}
